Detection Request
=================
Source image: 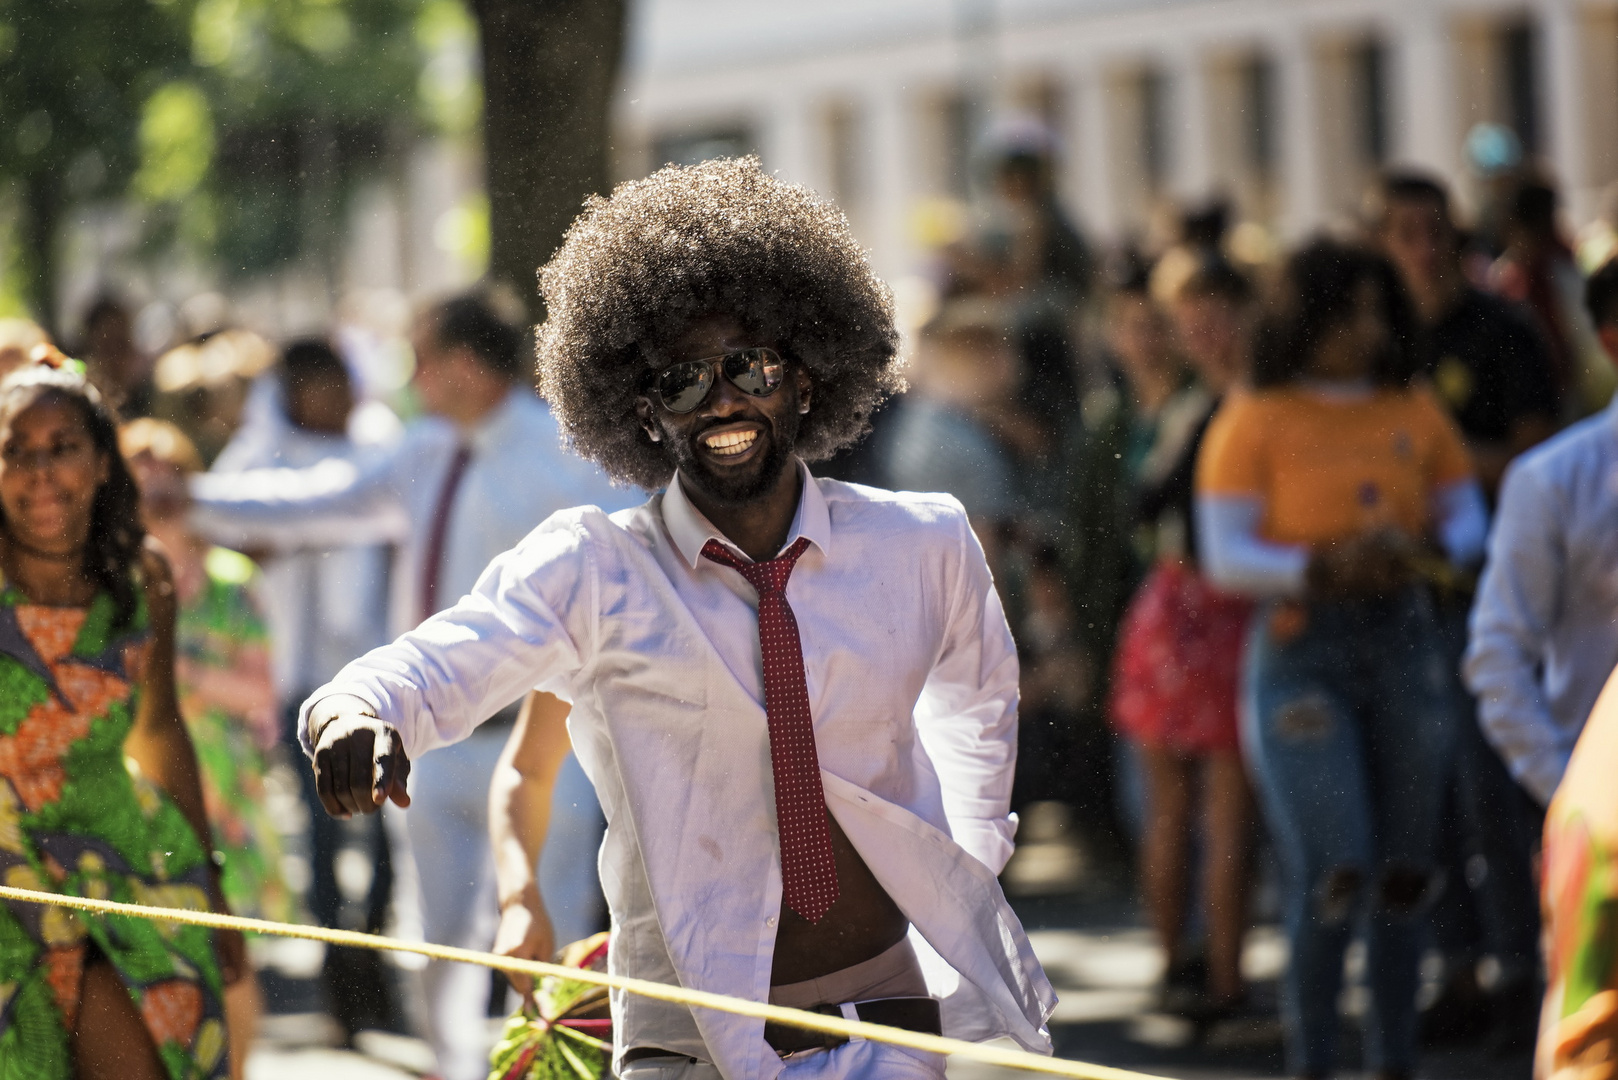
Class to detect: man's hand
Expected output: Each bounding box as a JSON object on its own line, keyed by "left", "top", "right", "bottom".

{"left": 491, "top": 889, "right": 555, "bottom": 1003}
{"left": 309, "top": 696, "right": 412, "bottom": 817}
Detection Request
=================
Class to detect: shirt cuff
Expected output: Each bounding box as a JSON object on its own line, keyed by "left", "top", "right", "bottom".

{"left": 297, "top": 684, "right": 386, "bottom": 759}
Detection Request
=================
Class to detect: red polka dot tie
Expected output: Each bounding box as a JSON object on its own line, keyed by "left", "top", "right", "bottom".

{"left": 702, "top": 536, "right": 839, "bottom": 924}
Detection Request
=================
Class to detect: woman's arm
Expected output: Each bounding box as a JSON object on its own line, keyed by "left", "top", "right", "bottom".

{"left": 1431, "top": 476, "right": 1489, "bottom": 568}
{"left": 489, "top": 690, "right": 574, "bottom": 999}
{"left": 1195, "top": 495, "right": 1311, "bottom": 596}
{"left": 125, "top": 545, "right": 247, "bottom": 982}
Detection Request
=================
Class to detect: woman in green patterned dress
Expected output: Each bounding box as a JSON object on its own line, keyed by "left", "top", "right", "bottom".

{"left": 0, "top": 354, "right": 244, "bottom": 1079}
{"left": 121, "top": 417, "right": 294, "bottom": 1080}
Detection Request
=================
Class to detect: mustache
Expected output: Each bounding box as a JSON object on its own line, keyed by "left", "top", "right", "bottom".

{"left": 691, "top": 414, "right": 771, "bottom": 440}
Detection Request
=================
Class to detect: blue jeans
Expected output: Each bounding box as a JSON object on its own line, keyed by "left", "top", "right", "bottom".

{"left": 1242, "top": 589, "right": 1458, "bottom": 1076}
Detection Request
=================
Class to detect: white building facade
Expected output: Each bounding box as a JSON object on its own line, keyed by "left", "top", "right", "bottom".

{"left": 616, "top": 0, "right": 1618, "bottom": 277}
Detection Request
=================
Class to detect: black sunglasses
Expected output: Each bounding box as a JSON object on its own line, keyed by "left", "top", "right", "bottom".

{"left": 647, "top": 347, "right": 787, "bottom": 414}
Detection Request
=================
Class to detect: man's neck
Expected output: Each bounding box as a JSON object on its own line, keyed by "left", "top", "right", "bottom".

{"left": 681, "top": 462, "right": 803, "bottom": 562}
{"left": 446, "top": 380, "right": 514, "bottom": 433}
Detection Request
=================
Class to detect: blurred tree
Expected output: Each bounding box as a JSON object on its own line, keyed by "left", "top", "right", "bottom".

{"left": 471, "top": 0, "right": 625, "bottom": 315}
{"left": 167, "top": 0, "right": 432, "bottom": 281}
{"left": 0, "top": 0, "right": 434, "bottom": 330}
{"left": 0, "top": 0, "right": 191, "bottom": 333}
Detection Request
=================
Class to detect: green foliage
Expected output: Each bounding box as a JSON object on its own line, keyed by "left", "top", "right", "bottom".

{"left": 135, "top": 81, "right": 216, "bottom": 202}
{"left": 415, "top": 0, "right": 481, "bottom": 135}
{"left": 0, "top": 0, "right": 473, "bottom": 310}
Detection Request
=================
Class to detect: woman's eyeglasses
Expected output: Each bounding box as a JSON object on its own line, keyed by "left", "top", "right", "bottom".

{"left": 647, "top": 347, "right": 786, "bottom": 414}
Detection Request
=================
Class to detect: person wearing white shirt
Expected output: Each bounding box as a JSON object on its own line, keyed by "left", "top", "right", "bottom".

{"left": 204, "top": 340, "right": 400, "bottom": 1036}
{"left": 1466, "top": 258, "right": 1618, "bottom": 807}
{"left": 192, "top": 297, "right": 629, "bottom": 1080}
{"left": 303, "top": 158, "right": 1054, "bottom": 1080}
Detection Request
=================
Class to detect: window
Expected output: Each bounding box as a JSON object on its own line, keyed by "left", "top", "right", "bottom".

{"left": 1141, "top": 67, "right": 1169, "bottom": 190}
{"left": 1241, "top": 54, "right": 1277, "bottom": 176}
{"left": 1353, "top": 39, "right": 1389, "bottom": 166}
{"left": 652, "top": 126, "right": 756, "bottom": 169}
{"left": 823, "top": 100, "right": 861, "bottom": 211}
{"left": 1502, "top": 20, "right": 1540, "bottom": 155}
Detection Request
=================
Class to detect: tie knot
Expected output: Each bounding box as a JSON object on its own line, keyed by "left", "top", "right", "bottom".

{"left": 701, "top": 536, "right": 811, "bottom": 595}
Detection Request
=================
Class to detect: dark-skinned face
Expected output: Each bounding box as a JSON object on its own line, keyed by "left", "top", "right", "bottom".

{"left": 0, "top": 394, "right": 109, "bottom": 556}
{"left": 635, "top": 315, "right": 811, "bottom": 506}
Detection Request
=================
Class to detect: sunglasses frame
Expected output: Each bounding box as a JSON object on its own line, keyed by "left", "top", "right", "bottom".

{"left": 647, "top": 347, "right": 788, "bottom": 415}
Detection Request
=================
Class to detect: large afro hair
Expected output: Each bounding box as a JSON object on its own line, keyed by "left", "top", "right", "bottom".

{"left": 536, "top": 156, "right": 903, "bottom": 491}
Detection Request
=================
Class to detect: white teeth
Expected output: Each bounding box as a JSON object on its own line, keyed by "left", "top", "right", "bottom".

{"left": 703, "top": 430, "right": 758, "bottom": 456}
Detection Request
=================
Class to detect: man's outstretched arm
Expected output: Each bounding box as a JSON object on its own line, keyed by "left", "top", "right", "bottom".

{"left": 489, "top": 690, "right": 574, "bottom": 1000}
{"left": 302, "top": 512, "right": 598, "bottom": 815}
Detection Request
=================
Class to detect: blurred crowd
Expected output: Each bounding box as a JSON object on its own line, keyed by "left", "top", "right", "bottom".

{"left": 825, "top": 134, "right": 1618, "bottom": 1080}
{"left": 7, "top": 128, "right": 1618, "bottom": 1080}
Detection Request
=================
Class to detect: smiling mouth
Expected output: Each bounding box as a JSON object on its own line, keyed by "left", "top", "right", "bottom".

{"left": 702, "top": 429, "right": 758, "bottom": 457}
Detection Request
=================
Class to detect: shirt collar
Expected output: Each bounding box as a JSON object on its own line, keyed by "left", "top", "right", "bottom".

{"left": 661, "top": 458, "right": 831, "bottom": 568}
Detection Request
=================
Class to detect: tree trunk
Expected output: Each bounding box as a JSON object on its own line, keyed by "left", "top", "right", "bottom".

{"left": 471, "top": 0, "right": 626, "bottom": 320}
{"left": 22, "top": 172, "right": 62, "bottom": 339}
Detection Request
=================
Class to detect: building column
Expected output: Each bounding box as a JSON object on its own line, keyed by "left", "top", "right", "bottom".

{"left": 1392, "top": 2, "right": 1453, "bottom": 175}
{"left": 1071, "top": 63, "right": 1116, "bottom": 241}
{"left": 865, "top": 84, "right": 915, "bottom": 282}
{"left": 1169, "top": 45, "right": 1215, "bottom": 203}
{"left": 1277, "top": 33, "right": 1323, "bottom": 237}
{"left": 1540, "top": 0, "right": 1589, "bottom": 218}
{"left": 765, "top": 95, "right": 816, "bottom": 191}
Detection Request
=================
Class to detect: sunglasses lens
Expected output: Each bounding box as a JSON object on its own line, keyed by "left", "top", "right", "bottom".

{"left": 727, "top": 348, "right": 785, "bottom": 396}
{"left": 657, "top": 361, "right": 715, "bottom": 413}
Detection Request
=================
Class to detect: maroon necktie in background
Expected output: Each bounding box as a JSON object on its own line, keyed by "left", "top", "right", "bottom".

{"left": 420, "top": 443, "right": 472, "bottom": 623}
{"left": 701, "top": 536, "right": 840, "bottom": 923}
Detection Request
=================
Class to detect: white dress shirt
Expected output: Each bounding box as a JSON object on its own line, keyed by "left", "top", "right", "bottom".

{"left": 299, "top": 464, "right": 1056, "bottom": 1079}
{"left": 192, "top": 387, "right": 632, "bottom": 635}
{"left": 206, "top": 399, "right": 398, "bottom": 697}
{"left": 1465, "top": 396, "right": 1618, "bottom": 805}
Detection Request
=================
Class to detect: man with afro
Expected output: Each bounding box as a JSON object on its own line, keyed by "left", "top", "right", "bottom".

{"left": 302, "top": 157, "right": 1054, "bottom": 1079}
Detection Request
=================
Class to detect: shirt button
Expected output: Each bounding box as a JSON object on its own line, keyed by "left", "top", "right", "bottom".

{"left": 766, "top": 916, "right": 778, "bottom": 927}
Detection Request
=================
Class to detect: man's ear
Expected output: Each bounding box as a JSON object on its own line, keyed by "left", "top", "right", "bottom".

{"left": 634, "top": 397, "right": 662, "bottom": 442}
{"left": 795, "top": 365, "right": 812, "bottom": 415}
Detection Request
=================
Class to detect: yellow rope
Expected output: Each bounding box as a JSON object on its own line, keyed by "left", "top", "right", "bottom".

{"left": 0, "top": 884, "right": 1176, "bottom": 1080}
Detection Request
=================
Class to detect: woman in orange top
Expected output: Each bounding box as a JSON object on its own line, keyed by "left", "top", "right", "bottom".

{"left": 1196, "top": 241, "right": 1488, "bottom": 1080}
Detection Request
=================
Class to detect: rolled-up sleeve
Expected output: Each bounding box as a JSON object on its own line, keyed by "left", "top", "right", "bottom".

{"left": 299, "top": 512, "right": 597, "bottom": 758}
{"left": 912, "top": 509, "right": 1021, "bottom": 873}
{"left": 1464, "top": 464, "right": 1569, "bottom": 804}
{"left": 191, "top": 448, "right": 409, "bottom": 549}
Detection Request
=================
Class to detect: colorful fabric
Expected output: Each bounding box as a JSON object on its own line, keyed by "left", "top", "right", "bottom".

{"left": 0, "top": 583, "right": 227, "bottom": 1079}
{"left": 488, "top": 933, "right": 612, "bottom": 1080}
{"left": 1196, "top": 385, "right": 1474, "bottom": 547}
{"left": 1538, "top": 676, "right": 1618, "bottom": 1080}
{"left": 174, "top": 547, "right": 293, "bottom": 926}
{"left": 1109, "top": 561, "right": 1252, "bottom": 753}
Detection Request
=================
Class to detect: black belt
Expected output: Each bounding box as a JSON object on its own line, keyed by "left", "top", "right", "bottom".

{"left": 621, "top": 996, "right": 942, "bottom": 1065}
{"left": 764, "top": 996, "right": 941, "bottom": 1055}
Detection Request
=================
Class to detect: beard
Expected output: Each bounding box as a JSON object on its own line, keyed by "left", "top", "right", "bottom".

{"left": 664, "top": 409, "right": 801, "bottom": 506}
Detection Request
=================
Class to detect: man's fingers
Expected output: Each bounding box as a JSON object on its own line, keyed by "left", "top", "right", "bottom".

{"left": 374, "top": 732, "right": 412, "bottom": 808}
{"left": 343, "top": 730, "right": 378, "bottom": 815}
{"left": 504, "top": 969, "right": 535, "bottom": 1000}
{"left": 313, "top": 747, "right": 347, "bottom": 818}
{"left": 388, "top": 753, "right": 412, "bottom": 808}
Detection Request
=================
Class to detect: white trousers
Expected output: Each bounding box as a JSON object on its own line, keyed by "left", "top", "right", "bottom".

{"left": 406, "top": 729, "right": 606, "bottom": 1080}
